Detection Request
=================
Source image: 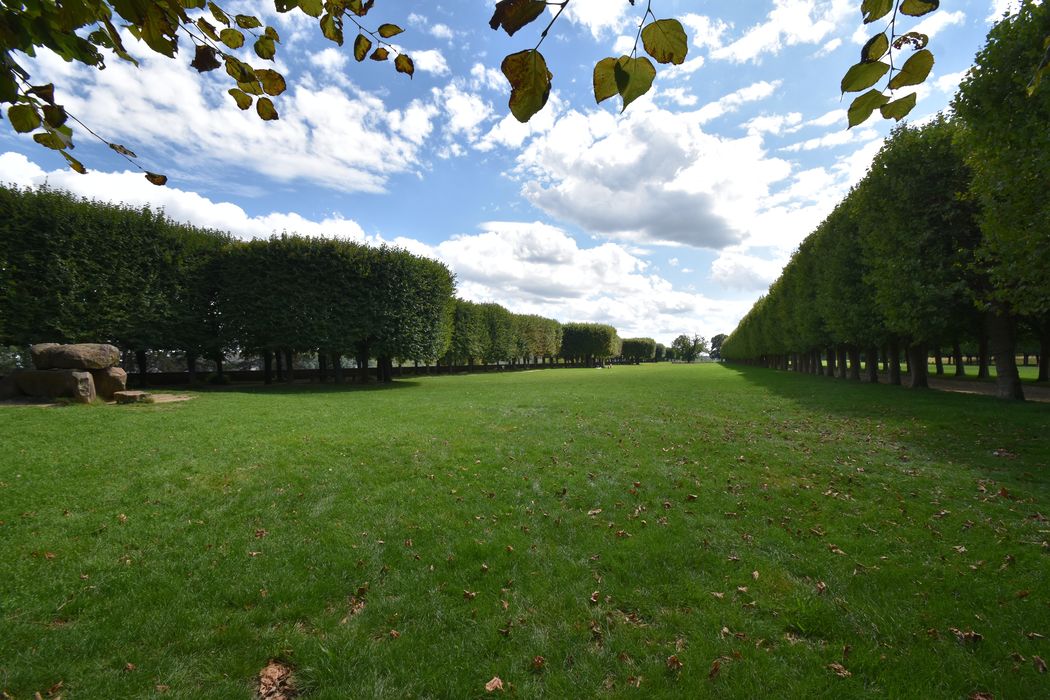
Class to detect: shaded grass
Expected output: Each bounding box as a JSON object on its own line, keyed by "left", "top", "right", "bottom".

{"left": 1, "top": 364, "right": 1048, "bottom": 698}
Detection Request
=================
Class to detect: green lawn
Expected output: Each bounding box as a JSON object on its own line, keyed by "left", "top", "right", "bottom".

{"left": 1, "top": 364, "right": 1048, "bottom": 698}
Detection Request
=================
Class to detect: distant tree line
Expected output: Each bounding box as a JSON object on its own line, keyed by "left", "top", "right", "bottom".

{"left": 1, "top": 185, "right": 703, "bottom": 381}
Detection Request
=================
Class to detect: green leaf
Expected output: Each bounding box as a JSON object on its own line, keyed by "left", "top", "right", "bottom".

{"left": 256, "top": 97, "right": 279, "bottom": 121}
{"left": 847, "top": 89, "right": 889, "bottom": 128}
{"left": 145, "top": 172, "right": 167, "bottom": 186}
{"left": 879, "top": 92, "right": 917, "bottom": 121}
{"left": 224, "top": 57, "right": 255, "bottom": 83}
{"left": 109, "top": 143, "right": 138, "bottom": 158}
{"left": 378, "top": 24, "right": 403, "bottom": 39}
{"left": 354, "top": 34, "right": 372, "bottom": 62}
{"left": 237, "top": 80, "right": 263, "bottom": 96}
{"left": 274, "top": 0, "right": 296, "bottom": 12}
{"left": 219, "top": 28, "right": 245, "bottom": 49}
{"left": 593, "top": 57, "right": 618, "bottom": 104}
{"left": 641, "top": 19, "right": 688, "bottom": 66}
{"left": 62, "top": 150, "right": 87, "bottom": 174}
{"left": 841, "top": 60, "right": 889, "bottom": 93}
{"left": 264, "top": 26, "right": 280, "bottom": 42}
{"left": 42, "top": 105, "right": 67, "bottom": 128}
{"left": 191, "top": 44, "right": 222, "bottom": 72}
{"left": 888, "top": 49, "right": 934, "bottom": 89}
{"left": 501, "top": 49, "right": 552, "bottom": 123}
{"left": 235, "top": 14, "right": 262, "bottom": 29}
{"left": 33, "top": 131, "right": 67, "bottom": 150}
{"left": 196, "top": 18, "right": 220, "bottom": 41}
{"left": 183, "top": 0, "right": 206, "bottom": 9}
{"left": 228, "top": 88, "right": 253, "bottom": 110}
{"left": 899, "top": 0, "right": 939, "bottom": 18}
{"left": 348, "top": 0, "right": 373, "bottom": 16}
{"left": 256, "top": 69, "right": 287, "bottom": 96}
{"left": 370, "top": 47, "right": 390, "bottom": 61}
{"left": 489, "top": 0, "right": 546, "bottom": 37}
{"left": 7, "top": 104, "right": 41, "bottom": 133}
{"left": 208, "top": 2, "right": 230, "bottom": 26}
{"left": 860, "top": 0, "right": 893, "bottom": 23}
{"left": 254, "top": 36, "right": 276, "bottom": 60}
{"left": 298, "top": 0, "right": 322, "bottom": 18}
{"left": 862, "top": 33, "right": 889, "bottom": 62}
{"left": 614, "top": 55, "right": 656, "bottom": 112}
{"left": 395, "top": 53, "right": 414, "bottom": 78}
{"left": 320, "top": 14, "right": 343, "bottom": 45}
{"left": 28, "top": 84, "right": 55, "bottom": 105}
{"left": 892, "top": 31, "right": 928, "bottom": 50}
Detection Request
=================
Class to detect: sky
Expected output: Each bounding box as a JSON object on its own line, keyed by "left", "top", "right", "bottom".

{"left": 0, "top": 0, "right": 1025, "bottom": 345}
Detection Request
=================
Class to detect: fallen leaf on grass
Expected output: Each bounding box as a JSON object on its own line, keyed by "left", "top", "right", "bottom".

{"left": 485, "top": 676, "right": 504, "bottom": 693}
{"left": 531, "top": 655, "right": 545, "bottom": 671}
{"left": 816, "top": 581, "right": 828, "bottom": 595}
{"left": 255, "top": 529, "right": 268, "bottom": 538}
{"left": 590, "top": 591, "right": 600, "bottom": 604}
{"left": 752, "top": 571, "right": 759, "bottom": 580}
{"left": 124, "top": 662, "right": 136, "bottom": 671}
{"left": 828, "top": 544, "right": 846, "bottom": 556}
{"left": 666, "top": 655, "right": 683, "bottom": 671}
{"left": 587, "top": 508, "right": 603, "bottom": 517}
{"left": 950, "top": 627, "right": 983, "bottom": 643}
{"left": 258, "top": 660, "right": 295, "bottom": 699}
{"left": 1035, "top": 656, "right": 1047, "bottom": 673}
{"left": 708, "top": 658, "right": 721, "bottom": 680}
{"left": 464, "top": 590, "right": 477, "bottom": 600}
{"left": 968, "top": 693, "right": 994, "bottom": 700}
{"left": 1027, "top": 632, "right": 1046, "bottom": 640}
{"left": 711, "top": 592, "right": 725, "bottom": 599}
{"left": 827, "top": 662, "right": 851, "bottom": 678}
{"left": 389, "top": 629, "right": 400, "bottom": 639}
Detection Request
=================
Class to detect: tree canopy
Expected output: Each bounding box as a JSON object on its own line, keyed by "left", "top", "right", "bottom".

{"left": 1, "top": 0, "right": 944, "bottom": 180}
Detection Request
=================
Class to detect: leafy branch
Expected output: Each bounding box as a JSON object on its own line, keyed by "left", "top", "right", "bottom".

{"left": 841, "top": 0, "right": 940, "bottom": 127}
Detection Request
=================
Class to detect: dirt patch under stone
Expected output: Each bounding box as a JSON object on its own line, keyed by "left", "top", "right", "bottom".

{"left": 0, "top": 393, "right": 195, "bottom": 408}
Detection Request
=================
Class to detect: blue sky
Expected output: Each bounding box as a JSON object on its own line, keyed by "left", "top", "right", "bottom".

{"left": 0, "top": 0, "right": 1022, "bottom": 345}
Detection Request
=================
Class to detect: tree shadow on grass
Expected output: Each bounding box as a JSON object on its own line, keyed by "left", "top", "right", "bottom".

{"left": 719, "top": 363, "right": 1050, "bottom": 487}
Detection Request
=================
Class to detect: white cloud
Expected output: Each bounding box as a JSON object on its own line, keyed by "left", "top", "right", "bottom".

{"left": 435, "top": 84, "right": 494, "bottom": 141}
{"left": 988, "top": 0, "right": 1022, "bottom": 22}
{"left": 680, "top": 14, "right": 731, "bottom": 50}
{"left": 743, "top": 112, "right": 803, "bottom": 136}
{"left": 710, "top": 252, "right": 788, "bottom": 291}
{"left": 400, "top": 221, "right": 748, "bottom": 342}
{"left": 909, "top": 10, "right": 966, "bottom": 39}
{"left": 309, "top": 47, "right": 348, "bottom": 73}
{"left": 658, "top": 88, "right": 699, "bottom": 107}
{"left": 430, "top": 23, "right": 455, "bottom": 41}
{"left": 781, "top": 126, "right": 879, "bottom": 152}
{"left": 0, "top": 153, "right": 366, "bottom": 240}
{"left": 556, "top": 0, "right": 632, "bottom": 38}
{"left": 806, "top": 108, "right": 847, "bottom": 128}
{"left": 410, "top": 49, "right": 450, "bottom": 75}
{"left": 470, "top": 63, "right": 506, "bottom": 92}
{"left": 695, "top": 81, "right": 781, "bottom": 124}
{"left": 18, "top": 44, "right": 434, "bottom": 194}
{"left": 712, "top": 0, "right": 853, "bottom": 63}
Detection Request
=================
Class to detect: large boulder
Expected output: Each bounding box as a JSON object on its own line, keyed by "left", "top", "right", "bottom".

{"left": 14, "top": 369, "right": 96, "bottom": 403}
{"left": 91, "top": 367, "right": 128, "bottom": 401}
{"left": 31, "top": 343, "right": 120, "bottom": 370}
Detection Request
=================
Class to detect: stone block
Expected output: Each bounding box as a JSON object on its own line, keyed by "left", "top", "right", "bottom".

{"left": 14, "top": 369, "right": 96, "bottom": 403}
{"left": 31, "top": 343, "right": 121, "bottom": 370}
{"left": 91, "top": 367, "right": 128, "bottom": 401}
{"left": 114, "top": 390, "right": 152, "bottom": 404}
{"left": 0, "top": 375, "right": 19, "bottom": 400}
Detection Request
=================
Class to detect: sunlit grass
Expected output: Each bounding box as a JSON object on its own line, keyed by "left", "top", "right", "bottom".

{"left": 1, "top": 364, "right": 1047, "bottom": 698}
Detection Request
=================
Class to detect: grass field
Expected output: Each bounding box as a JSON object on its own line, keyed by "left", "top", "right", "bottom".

{"left": 1, "top": 364, "right": 1048, "bottom": 698}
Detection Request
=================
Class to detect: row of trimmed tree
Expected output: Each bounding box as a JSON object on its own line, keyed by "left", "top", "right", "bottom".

{"left": 1, "top": 185, "right": 689, "bottom": 381}
{"left": 720, "top": 4, "right": 1050, "bottom": 400}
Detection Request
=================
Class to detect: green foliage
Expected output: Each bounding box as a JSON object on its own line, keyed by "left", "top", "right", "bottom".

{"left": 671, "top": 334, "right": 706, "bottom": 362}
{"left": 953, "top": 0, "right": 1050, "bottom": 319}
{"left": 560, "top": 322, "right": 619, "bottom": 362}
{"left": 619, "top": 337, "right": 655, "bottom": 363}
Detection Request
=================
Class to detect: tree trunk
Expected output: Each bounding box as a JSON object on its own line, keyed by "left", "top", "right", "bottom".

{"left": 952, "top": 341, "right": 965, "bottom": 377}
{"left": 318, "top": 352, "right": 328, "bottom": 383}
{"left": 987, "top": 304, "right": 1024, "bottom": 400}
{"left": 215, "top": 352, "right": 225, "bottom": 381}
{"left": 187, "top": 353, "right": 197, "bottom": 385}
{"left": 136, "top": 349, "right": 148, "bottom": 387}
{"left": 934, "top": 347, "right": 943, "bottom": 376}
{"left": 825, "top": 346, "right": 836, "bottom": 377}
{"left": 263, "top": 351, "right": 273, "bottom": 385}
{"left": 887, "top": 337, "right": 901, "bottom": 385}
{"left": 1039, "top": 330, "right": 1049, "bottom": 383}
{"left": 376, "top": 355, "right": 393, "bottom": 383}
{"left": 848, "top": 346, "right": 861, "bottom": 381}
{"left": 285, "top": 350, "right": 295, "bottom": 382}
{"left": 332, "top": 352, "right": 343, "bottom": 384}
{"left": 356, "top": 343, "right": 370, "bottom": 384}
{"left": 977, "top": 325, "right": 990, "bottom": 379}
{"left": 907, "top": 343, "right": 928, "bottom": 389}
{"left": 866, "top": 346, "right": 879, "bottom": 384}
{"left": 836, "top": 345, "right": 848, "bottom": 379}
{"left": 275, "top": 350, "right": 284, "bottom": 382}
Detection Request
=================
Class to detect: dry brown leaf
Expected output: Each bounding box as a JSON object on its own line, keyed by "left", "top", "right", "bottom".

{"left": 828, "top": 544, "right": 846, "bottom": 555}
{"left": 816, "top": 581, "right": 828, "bottom": 595}
{"left": 464, "top": 590, "right": 477, "bottom": 600}
{"left": 123, "top": 662, "right": 136, "bottom": 671}
{"left": 752, "top": 571, "right": 760, "bottom": 580}
{"left": 708, "top": 658, "right": 721, "bottom": 680}
{"left": 1027, "top": 632, "right": 1045, "bottom": 640}
{"left": 255, "top": 528, "right": 268, "bottom": 538}
{"left": 258, "top": 660, "right": 295, "bottom": 700}
{"left": 531, "top": 655, "right": 545, "bottom": 671}
{"left": 1035, "top": 656, "right": 1047, "bottom": 674}
{"left": 711, "top": 591, "right": 725, "bottom": 599}
{"left": 686, "top": 494, "right": 698, "bottom": 501}
{"left": 827, "top": 662, "right": 851, "bottom": 678}
{"left": 484, "top": 676, "right": 504, "bottom": 693}
{"left": 949, "top": 627, "right": 983, "bottom": 643}
{"left": 388, "top": 629, "right": 400, "bottom": 639}
{"left": 587, "top": 508, "right": 602, "bottom": 517}
{"left": 626, "top": 675, "right": 641, "bottom": 687}
{"left": 589, "top": 591, "right": 600, "bottom": 604}
{"left": 666, "top": 655, "right": 683, "bottom": 671}
{"left": 969, "top": 693, "right": 994, "bottom": 700}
